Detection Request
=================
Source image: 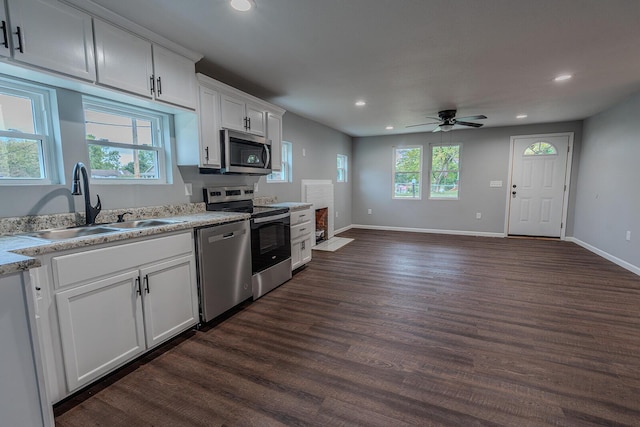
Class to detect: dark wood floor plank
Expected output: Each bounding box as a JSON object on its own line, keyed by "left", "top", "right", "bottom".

{"left": 55, "top": 229, "right": 640, "bottom": 426}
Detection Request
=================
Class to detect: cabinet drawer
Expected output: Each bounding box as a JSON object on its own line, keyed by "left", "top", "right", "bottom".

{"left": 291, "top": 209, "right": 312, "bottom": 225}
{"left": 291, "top": 221, "right": 312, "bottom": 241}
{"left": 53, "top": 232, "right": 193, "bottom": 289}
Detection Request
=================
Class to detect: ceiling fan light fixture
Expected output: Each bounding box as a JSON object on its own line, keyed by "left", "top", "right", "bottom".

{"left": 230, "top": 0, "right": 255, "bottom": 12}
{"left": 385, "top": 125, "right": 394, "bottom": 130}
{"left": 439, "top": 124, "right": 454, "bottom": 132}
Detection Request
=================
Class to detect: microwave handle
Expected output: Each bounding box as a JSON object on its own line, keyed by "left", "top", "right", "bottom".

{"left": 263, "top": 143, "right": 271, "bottom": 169}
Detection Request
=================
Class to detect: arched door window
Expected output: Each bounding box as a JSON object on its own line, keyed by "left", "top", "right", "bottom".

{"left": 524, "top": 141, "right": 557, "bottom": 155}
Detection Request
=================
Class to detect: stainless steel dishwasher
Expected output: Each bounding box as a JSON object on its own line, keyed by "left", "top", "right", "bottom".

{"left": 196, "top": 219, "right": 252, "bottom": 322}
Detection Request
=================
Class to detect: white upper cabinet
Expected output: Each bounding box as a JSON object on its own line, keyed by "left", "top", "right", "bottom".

{"left": 94, "top": 19, "right": 153, "bottom": 97}
{"left": 220, "top": 93, "right": 266, "bottom": 136}
{"left": 93, "top": 19, "right": 196, "bottom": 109}
{"left": 267, "top": 112, "right": 282, "bottom": 172}
{"left": 152, "top": 44, "right": 197, "bottom": 109}
{"left": 0, "top": 3, "right": 9, "bottom": 58}
{"left": 198, "top": 85, "right": 222, "bottom": 168}
{"left": 4, "top": 0, "right": 96, "bottom": 80}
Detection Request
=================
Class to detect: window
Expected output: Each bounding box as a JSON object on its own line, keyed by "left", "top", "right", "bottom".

{"left": 430, "top": 144, "right": 461, "bottom": 199}
{"left": 393, "top": 146, "right": 422, "bottom": 199}
{"left": 83, "top": 98, "right": 168, "bottom": 182}
{"left": 337, "top": 154, "right": 348, "bottom": 182}
{"left": 267, "top": 141, "right": 292, "bottom": 183}
{"left": 0, "top": 78, "right": 57, "bottom": 184}
{"left": 524, "top": 141, "right": 557, "bottom": 155}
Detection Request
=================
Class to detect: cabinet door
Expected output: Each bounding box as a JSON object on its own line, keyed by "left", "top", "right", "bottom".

{"left": 220, "top": 93, "right": 247, "bottom": 132}
{"left": 198, "top": 85, "right": 222, "bottom": 168}
{"left": 246, "top": 103, "right": 265, "bottom": 136}
{"left": 291, "top": 239, "right": 302, "bottom": 270}
{"left": 140, "top": 255, "right": 198, "bottom": 348}
{"left": 267, "top": 113, "right": 282, "bottom": 171}
{"left": 7, "top": 0, "right": 95, "bottom": 80}
{"left": 56, "top": 270, "right": 145, "bottom": 392}
{"left": 0, "top": 4, "right": 9, "bottom": 58}
{"left": 300, "top": 235, "right": 312, "bottom": 265}
{"left": 152, "top": 44, "right": 197, "bottom": 109}
{"left": 94, "top": 19, "right": 153, "bottom": 98}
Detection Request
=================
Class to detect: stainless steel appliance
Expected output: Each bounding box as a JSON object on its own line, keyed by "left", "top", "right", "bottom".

{"left": 195, "top": 219, "right": 252, "bottom": 322}
{"left": 204, "top": 186, "right": 292, "bottom": 299}
{"left": 220, "top": 129, "right": 271, "bottom": 175}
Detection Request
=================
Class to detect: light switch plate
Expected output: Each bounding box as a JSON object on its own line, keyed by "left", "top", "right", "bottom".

{"left": 490, "top": 180, "right": 503, "bottom": 187}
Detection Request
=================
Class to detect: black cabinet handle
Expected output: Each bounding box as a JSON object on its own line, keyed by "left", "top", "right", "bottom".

{"left": 144, "top": 275, "right": 150, "bottom": 293}
{"left": 205, "top": 146, "right": 209, "bottom": 161}
{"left": 14, "top": 26, "right": 23, "bottom": 53}
{"left": 247, "top": 117, "right": 251, "bottom": 130}
{"left": 1, "top": 21, "right": 8, "bottom": 49}
{"left": 156, "top": 76, "right": 162, "bottom": 95}
{"left": 135, "top": 277, "right": 142, "bottom": 295}
{"left": 149, "top": 75, "right": 155, "bottom": 95}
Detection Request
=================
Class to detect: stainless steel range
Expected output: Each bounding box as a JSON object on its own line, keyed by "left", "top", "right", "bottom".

{"left": 203, "top": 186, "right": 292, "bottom": 299}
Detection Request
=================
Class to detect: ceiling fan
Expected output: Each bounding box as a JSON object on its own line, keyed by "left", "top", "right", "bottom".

{"left": 407, "top": 109, "right": 487, "bottom": 132}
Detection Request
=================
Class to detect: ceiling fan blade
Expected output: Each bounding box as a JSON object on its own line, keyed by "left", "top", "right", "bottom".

{"left": 406, "top": 121, "right": 441, "bottom": 128}
{"left": 455, "top": 121, "right": 484, "bottom": 128}
{"left": 455, "top": 115, "right": 487, "bottom": 121}
{"left": 432, "top": 126, "right": 442, "bottom": 133}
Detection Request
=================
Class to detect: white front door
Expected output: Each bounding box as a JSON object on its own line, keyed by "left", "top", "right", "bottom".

{"left": 508, "top": 134, "right": 571, "bottom": 237}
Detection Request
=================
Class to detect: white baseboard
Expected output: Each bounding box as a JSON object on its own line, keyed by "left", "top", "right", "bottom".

{"left": 566, "top": 237, "right": 640, "bottom": 276}
{"left": 333, "top": 225, "right": 353, "bottom": 235}
{"left": 350, "top": 224, "right": 504, "bottom": 238}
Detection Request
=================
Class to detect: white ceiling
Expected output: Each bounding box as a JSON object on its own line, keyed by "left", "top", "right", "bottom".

{"left": 89, "top": 0, "right": 640, "bottom": 137}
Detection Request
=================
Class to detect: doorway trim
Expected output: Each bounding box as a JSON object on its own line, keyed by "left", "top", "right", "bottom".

{"left": 503, "top": 132, "right": 574, "bottom": 240}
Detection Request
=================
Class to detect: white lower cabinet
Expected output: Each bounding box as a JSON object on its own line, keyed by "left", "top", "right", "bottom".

{"left": 51, "top": 232, "right": 198, "bottom": 394}
{"left": 56, "top": 270, "right": 145, "bottom": 391}
{"left": 290, "top": 208, "right": 313, "bottom": 270}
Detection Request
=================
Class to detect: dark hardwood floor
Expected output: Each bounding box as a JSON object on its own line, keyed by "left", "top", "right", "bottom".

{"left": 54, "top": 229, "right": 640, "bottom": 426}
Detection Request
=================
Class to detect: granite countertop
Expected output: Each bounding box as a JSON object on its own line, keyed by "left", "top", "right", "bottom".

{"left": 256, "top": 201, "right": 313, "bottom": 212}
{"left": 0, "top": 211, "right": 249, "bottom": 277}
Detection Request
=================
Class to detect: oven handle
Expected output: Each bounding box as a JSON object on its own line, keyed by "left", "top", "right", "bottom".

{"left": 252, "top": 213, "right": 289, "bottom": 224}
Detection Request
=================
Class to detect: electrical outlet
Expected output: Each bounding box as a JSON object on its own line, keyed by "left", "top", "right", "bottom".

{"left": 184, "top": 183, "right": 193, "bottom": 196}
{"left": 368, "top": 208, "right": 372, "bottom": 215}
{"left": 626, "top": 231, "right": 631, "bottom": 241}
{"left": 476, "top": 212, "right": 482, "bottom": 219}
{"left": 335, "top": 211, "right": 339, "bottom": 218}
{"left": 302, "top": 148, "right": 306, "bottom": 157}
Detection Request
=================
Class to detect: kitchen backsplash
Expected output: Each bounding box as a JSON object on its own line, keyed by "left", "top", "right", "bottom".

{"left": 0, "top": 202, "right": 206, "bottom": 235}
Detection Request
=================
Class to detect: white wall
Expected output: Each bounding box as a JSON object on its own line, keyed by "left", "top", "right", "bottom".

{"left": 572, "top": 92, "right": 640, "bottom": 272}
{"left": 352, "top": 121, "right": 583, "bottom": 235}
{"left": 255, "top": 112, "right": 353, "bottom": 231}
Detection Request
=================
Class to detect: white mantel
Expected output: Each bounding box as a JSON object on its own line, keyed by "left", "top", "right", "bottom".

{"left": 301, "top": 180, "right": 334, "bottom": 244}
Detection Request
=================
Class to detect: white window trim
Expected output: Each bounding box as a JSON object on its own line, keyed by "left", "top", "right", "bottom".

{"left": 428, "top": 142, "right": 462, "bottom": 201}
{"left": 0, "top": 77, "right": 58, "bottom": 185}
{"left": 83, "top": 97, "right": 169, "bottom": 185}
{"left": 392, "top": 145, "right": 423, "bottom": 200}
{"left": 337, "top": 153, "right": 348, "bottom": 183}
{"left": 267, "top": 140, "right": 292, "bottom": 183}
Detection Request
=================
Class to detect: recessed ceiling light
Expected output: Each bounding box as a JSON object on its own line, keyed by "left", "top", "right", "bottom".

{"left": 355, "top": 100, "right": 366, "bottom": 107}
{"left": 385, "top": 126, "right": 394, "bottom": 130}
{"left": 230, "top": 0, "right": 254, "bottom": 12}
{"left": 516, "top": 114, "right": 528, "bottom": 119}
{"left": 554, "top": 74, "right": 572, "bottom": 82}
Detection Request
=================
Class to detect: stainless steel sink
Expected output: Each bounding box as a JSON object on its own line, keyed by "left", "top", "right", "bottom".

{"left": 106, "top": 219, "right": 184, "bottom": 229}
{"left": 27, "top": 226, "right": 119, "bottom": 241}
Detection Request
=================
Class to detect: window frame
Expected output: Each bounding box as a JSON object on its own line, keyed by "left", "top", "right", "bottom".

{"left": 392, "top": 145, "right": 423, "bottom": 200}
{"left": 266, "top": 140, "right": 292, "bottom": 183}
{"left": 337, "top": 153, "right": 348, "bottom": 183}
{"left": 428, "top": 142, "right": 462, "bottom": 201}
{"left": 0, "top": 77, "right": 58, "bottom": 185}
{"left": 82, "top": 97, "right": 170, "bottom": 184}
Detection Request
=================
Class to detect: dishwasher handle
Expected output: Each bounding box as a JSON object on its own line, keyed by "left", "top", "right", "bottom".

{"left": 207, "top": 228, "right": 246, "bottom": 244}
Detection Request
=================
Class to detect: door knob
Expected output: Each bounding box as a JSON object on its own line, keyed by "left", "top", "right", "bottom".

{"left": 512, "top": 184, "right": 517, "bottom": 188}
{"left": 512, "top": 191, "right": 517, "bottom": 197}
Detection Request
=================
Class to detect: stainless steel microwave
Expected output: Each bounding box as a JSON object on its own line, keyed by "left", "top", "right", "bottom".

{"left": 221, "top": 129, "right": 272, "bottom": 175}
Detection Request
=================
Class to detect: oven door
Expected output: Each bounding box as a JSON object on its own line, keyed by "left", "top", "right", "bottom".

{"left": 250, "top": 213, "right": 291, "bottom": 273}
{"left": 222, "top": 129, "right": 271, "bottom": 174}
